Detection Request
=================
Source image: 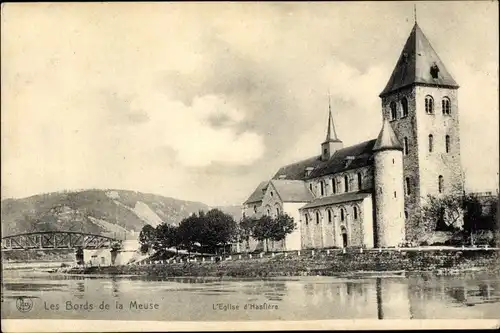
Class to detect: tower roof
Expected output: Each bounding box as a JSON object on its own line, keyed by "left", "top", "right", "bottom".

{"left": 373, "top": 119, "right": 402, "bottom": 152}
{"left": 324, "top": 100, "right": 341, "bottom": 143}
{"left": 380, "top": 23, "right": 459, "bottom": 97}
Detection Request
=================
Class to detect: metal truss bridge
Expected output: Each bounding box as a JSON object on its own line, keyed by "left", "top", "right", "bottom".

{"left": 1, "top": 231, "right": 122, "bottom": 251}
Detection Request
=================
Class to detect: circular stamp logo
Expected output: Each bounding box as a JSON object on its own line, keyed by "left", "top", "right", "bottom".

{"left": 16, "top": 297, "right": 33, "bottom": 313}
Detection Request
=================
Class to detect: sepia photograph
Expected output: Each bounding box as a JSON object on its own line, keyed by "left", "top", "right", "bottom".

{"left": 1, "top": 1, "right": 499, "bottom": 331}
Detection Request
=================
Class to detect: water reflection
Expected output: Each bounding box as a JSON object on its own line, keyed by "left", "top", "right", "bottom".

{"left": 1, "top": 270, "right": 498, "bottom": 320}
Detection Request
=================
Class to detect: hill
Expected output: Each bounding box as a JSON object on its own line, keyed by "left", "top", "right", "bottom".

{"left": 1, "top": 189, "right": 241, "bottom": 237}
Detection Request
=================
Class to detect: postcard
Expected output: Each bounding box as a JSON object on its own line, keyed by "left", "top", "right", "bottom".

{"left": 1, "top": 2, "right": 499, "bottom": 332}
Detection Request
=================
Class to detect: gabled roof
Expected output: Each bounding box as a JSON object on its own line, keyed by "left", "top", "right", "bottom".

{"left": 300, "top": 191, "right": 372, "bottom": 210}
{"left": 273, "top": 139, "right": 377, "bottom": 181}
{"left": 380, "top": 23, "right": 459, "bottom": 97}
{"left": 373, "top": 119, "right": 403, "bottom": 152}
{"left": 270, "top": 180, "right": 314, "bottom": 203}
{"left": 243, "top": 181, "right": 268, "bottom": 205}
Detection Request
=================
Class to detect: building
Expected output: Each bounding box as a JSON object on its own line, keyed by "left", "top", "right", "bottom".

{"left": 241, "top": 21, "right": 465, "bottom": 250}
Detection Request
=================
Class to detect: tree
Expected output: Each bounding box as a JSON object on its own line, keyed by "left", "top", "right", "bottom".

{"left": 204, "top": 209, "right": 237, "bottom": 254}
{"left": 269, "top": 213, "right": 296, "bottom": 247}
{"left": 139, "top": 224, "right": 156, "bottom": 254}
{"left": 154, "top": 223, "right": 181, "bottom": 253}
{"left": 421, "top": 194, "right": 463, "bottom": 233}
{"left": 238, "top": 216, "right": 257, "bottom": 252}
{"left": 252, "top": 215, "right": 274, "bottom": 252}
{"left": 462, "top": 194, "right": 484, "bottom": 245}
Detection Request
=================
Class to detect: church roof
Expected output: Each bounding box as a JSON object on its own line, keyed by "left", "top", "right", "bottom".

{"left": 380, "top": 23, "right": 459, "bottom": 97}
{"left": 272, "top": 139, "right": 377, "bottom": 181}
{"left": 373, "top": 119, "right": 403, "bottom": 152}
{"left": 243, "top": 181, "right": 268, "bottom": 205}
{"left": 270, "top": 180, "right": 315, "bottom": 203}
{"left": 300, "top": 191, "right": 372, "bottom": 210}
{"left": 324, "top": 105, "right": 341, "bottom": 143}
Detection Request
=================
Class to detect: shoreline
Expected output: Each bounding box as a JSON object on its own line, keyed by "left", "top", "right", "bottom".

{"left": 63, "top": 249, "right": 499, "bottom": 278}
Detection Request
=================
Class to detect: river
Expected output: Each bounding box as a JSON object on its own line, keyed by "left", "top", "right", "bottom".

{"left": 1, "top": 269, "right": 499, "bottom": 321}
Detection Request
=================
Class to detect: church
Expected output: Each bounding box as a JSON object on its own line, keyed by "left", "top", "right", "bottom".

{"left": 240, "top": 21, "right": 464, "bottom": 252}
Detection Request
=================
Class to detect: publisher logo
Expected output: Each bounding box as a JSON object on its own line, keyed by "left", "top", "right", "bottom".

{"left": 16, "top": 297, "right": 33, "bottom": 313}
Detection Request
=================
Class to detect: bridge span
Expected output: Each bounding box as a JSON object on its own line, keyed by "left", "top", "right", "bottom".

{"left": 1, "top": 231, "right": 123, "bottom": 251}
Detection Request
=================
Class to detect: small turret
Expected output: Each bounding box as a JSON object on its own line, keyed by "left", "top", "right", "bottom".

{"left": 373, "top": 119, "right": 405, "bottom": 247}
{"left": 321, "top": 98, "right": 343, "bottom": 161}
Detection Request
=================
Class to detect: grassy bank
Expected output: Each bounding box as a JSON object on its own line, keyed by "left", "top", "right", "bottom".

{"left": 68, "top": 249, "right": 500, "bottom": 278}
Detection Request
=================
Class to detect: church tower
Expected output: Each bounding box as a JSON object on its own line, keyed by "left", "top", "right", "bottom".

{"left": 321, "top": 98, "right": 343, "bottom": 161}
{"left": 373, "top": 119, "right": 405, "bottom": 247}
{"left": 379, "top": 22, "right": 464, "bottom": 241}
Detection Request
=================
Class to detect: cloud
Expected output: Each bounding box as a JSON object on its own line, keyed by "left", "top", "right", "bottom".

{"left": 1, "top": 2, "right": 498, "bottom": 205}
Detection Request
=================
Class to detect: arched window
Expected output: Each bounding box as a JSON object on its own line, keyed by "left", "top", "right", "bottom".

{"left": 332, "top": 179, "right": 337, "bottom": 194}
{"left": 403, "top": 137, "right": 409, "bottom": 155}
{"left": 357, "top": 173, "right": 362, "bottom": 190}
{"left": 438, "top": 175, "right": 444, "bottom": 193}
{"left": 390, "top": 101, "right": 397, "bottom": 120}
{"left": 316, "top": 211, "right": 320, "bottom": 224}
{"left": 425, "top": 95, "right": 434, "bottom": 114}
{"left": 442, "top": 97, "right": 451, "bottom": 115}
{"left": 267, "top": 208, "right": 271, "bottom": 215}
{"left": 340, "top": 208, "right": 345, "bottom": 222}
{"left": 327, "top": 210, "right": 333, "bottom": 223}
{"left": 253, "top": 205, "right": 257, "bottom": 213}
{"left": 401, "top": 97, "right": 409, "bottom": 117}
{"left": 344, "top": 175, "right": 349, "bottom": 192}
{"left": 320, "top": 181, "right": 325, "bottom": 196}
{"left": 276, "top": 207, "right": 280, "bottom": 216}
{"left": 305, "top": 213, "right": 309, "bottom": 225}
{"left": 405, "top": 177, "right": 411, "bottom": 195}
{"left": 353, "top": 206, "right": 358, "bottom": 220}
{"left": 309, "top": 183, "right": 313, "bottom": 193}
{"left": 445, "top": 135, "right": 450, "bottom": 153}
{"left": 428, "top": 134, "right": 433, "bottom": 153}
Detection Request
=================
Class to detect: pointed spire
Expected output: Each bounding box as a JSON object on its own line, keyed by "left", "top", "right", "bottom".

{"left": 373, "top": 119, "right": 402, "bottom": 152}
{"left": 414, "top": 4, "right": 417, "bottom": 24}
{"left": 324, "top": 91, "right": 341, "bottom": 143}
{"left": 380, "top": 22, "right": 459, "bottom": 97}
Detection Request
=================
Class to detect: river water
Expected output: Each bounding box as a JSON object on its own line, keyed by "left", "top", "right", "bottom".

{"left": 1, "top": 269, "right": 499, "bottom": 321}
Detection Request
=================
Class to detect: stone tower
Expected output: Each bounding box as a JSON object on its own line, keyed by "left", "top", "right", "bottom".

{"left": 373, "top": 118, "right": 405, "bottom": 247}
{"left": 321, "top": 98, "right": 343, "bottom": 161}
{"left": 379, "top": 22, "right": 464, "bottom": 241}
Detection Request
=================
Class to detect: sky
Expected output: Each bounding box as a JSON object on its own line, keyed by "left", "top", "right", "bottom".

{"left": 1, "top": 2, "right": 498, "bottom": 206}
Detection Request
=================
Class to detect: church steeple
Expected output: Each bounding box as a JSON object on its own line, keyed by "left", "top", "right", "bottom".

{"left": 321, "top": 96, "right": 343, "bottom": 161}
{"left": 379, "top": 22, "right": 459, "bottom": 97}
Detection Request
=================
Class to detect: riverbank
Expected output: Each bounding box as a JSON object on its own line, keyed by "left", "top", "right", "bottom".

{"left": 67, "top": 248, "right": 500, "bottom": 278}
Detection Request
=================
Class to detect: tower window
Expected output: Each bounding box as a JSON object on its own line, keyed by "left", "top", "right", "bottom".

{"left": 357, "top": 173, "right": 362, "bottom": 190}
{"left": 316, "top": 211, "right": 320, "bottom": 224}
{"left": 403, "top": 137, "right": 409, "bottom": 155}
{"left": 309, "top": 183, "right": 313, "bottom": 193}
{"left": 430, "top": 64, "right": 440, "bottom": 79}
{"left": 442, "top": 97, "right": 451, "bottom": 115}
{"left": 332, "top": 179, "right": 337, "bottom": 194}
{"left": 425, "top": 95, "right": 434, "bottom": 114}
{"left": 394, "top": 191, "right": 397, "bottom": 198}
{"left": 253, "top": 205, "right": 257, "bottom": 213}
{"left": 344, "top": 175, "right": 349, "bottom": 192}
{"left": 270, "top": 191, "right": 273, "bottom": 197}
{"left": 276, "top": 207, "right": 280, "bottom": 216}
{"left": 390, "top": 101, "right": 397, "bottom": 121}
{"left": 401, "top": 97, "right": 409, "bottom": 118}
{"left": 438, "top": 175, "right": 444, "bottom": 193}
{"left": 320, "top": 181, "right": 325, "bottom": 196}
{"left": 340, "top": 208, "right": 345, "bottom": 222}
{"left": 445, "top": 135, "right": 450, "bottom": 153}
{"left": 405, "top": 177, "right": 411, "bottom": 195}
{"left": 327, "top": 210, "right": 333, "bottom": 223}
{"left": 305, "top": 214, "right": 309, "bottom": 225}
{"left": 353, "top": 206, "right": 358, "bottom": 220}
{"left": 428, "top": 134, "right": 434, "bottom": 153}
{"left": 404, "top": 211, "right": 408, "bottom": 219}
